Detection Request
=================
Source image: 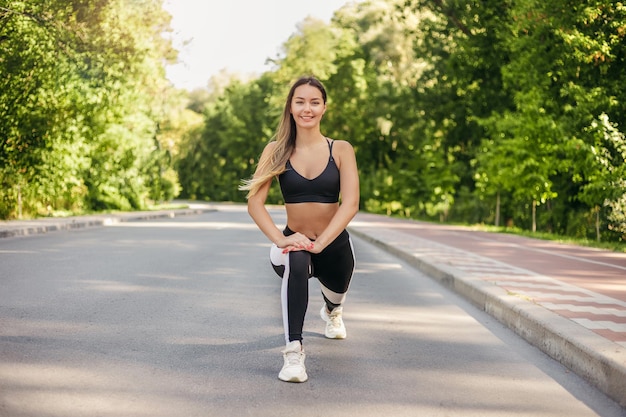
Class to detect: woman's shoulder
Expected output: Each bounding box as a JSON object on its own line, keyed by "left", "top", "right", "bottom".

{"left": 329, "top": 138, "right": 355, "bottom": 153}
{"left": 260, "top": 140, "right": 278, "bottom": 156}
{"left": 328, "top": 138, "right": 356, "bottom": 171}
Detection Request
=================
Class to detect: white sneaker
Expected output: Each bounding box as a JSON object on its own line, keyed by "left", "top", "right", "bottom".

{"left": 278, "top": 341, "right": 308, "bottom": 382}
{"left": 320, "top": 305, "right": 347, "bottom": 339}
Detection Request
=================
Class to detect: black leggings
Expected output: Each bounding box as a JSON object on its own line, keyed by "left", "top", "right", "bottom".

{"left": 270, "top": 226, "right": 355, "bottom": 343}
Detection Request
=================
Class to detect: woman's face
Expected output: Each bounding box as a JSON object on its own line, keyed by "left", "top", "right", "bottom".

{"left": 290, "top": 84, "right": 326, "bottom": 130}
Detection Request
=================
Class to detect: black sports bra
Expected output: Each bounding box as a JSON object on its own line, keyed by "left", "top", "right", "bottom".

{"left": 278, "top": 139, "right": 340, "bottom": 204}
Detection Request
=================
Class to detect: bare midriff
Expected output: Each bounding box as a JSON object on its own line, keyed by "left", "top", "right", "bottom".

{"left": 285, "top": 202, "right": 339, "bottom": 239}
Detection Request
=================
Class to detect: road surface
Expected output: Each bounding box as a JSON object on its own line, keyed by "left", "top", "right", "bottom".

{"left": 1, "top": 205, "right": 623, "bottom": 416}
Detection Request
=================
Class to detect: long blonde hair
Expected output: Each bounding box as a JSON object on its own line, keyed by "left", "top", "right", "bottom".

{"left": 240, "top": 76, "right": 328, "bottom": 198}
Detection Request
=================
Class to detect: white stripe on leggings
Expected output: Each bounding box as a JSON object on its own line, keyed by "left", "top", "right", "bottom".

{"left": 280, "top": 256, "right": 291, "bottom": 345}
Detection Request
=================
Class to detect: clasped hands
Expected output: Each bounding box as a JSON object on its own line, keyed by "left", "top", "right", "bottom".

{"left": 278, "top": 232, "right": 321, "bottom": 254}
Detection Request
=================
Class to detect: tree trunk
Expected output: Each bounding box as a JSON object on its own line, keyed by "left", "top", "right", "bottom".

{"left": 495, "top": 191, "right": 501, "bottom": 227}
{"left": 17, "top": 184, "right": 22, "bottom": 219}
{"left": 533, "top": 200, "right": 537, "bottom": 233}
{"left": 595, "top": 205, "right": 601, "bottom": 242}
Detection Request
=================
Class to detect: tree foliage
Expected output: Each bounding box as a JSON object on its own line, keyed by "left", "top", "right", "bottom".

{"left": 3, "top": 0, "right": 625, "bottom": 243}
{"left": 0, "top": 0, "right": 181, "bottom": 218}
{"left": 176, "top": 0, "right": 626, "bottom": 242}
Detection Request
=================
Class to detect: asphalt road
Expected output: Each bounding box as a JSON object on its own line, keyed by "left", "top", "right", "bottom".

{"left": 1, "top": 205, "right": 624, "bottom": 417}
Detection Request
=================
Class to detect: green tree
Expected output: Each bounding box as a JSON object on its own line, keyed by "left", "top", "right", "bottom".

{"left": 177, "top": 74, "right": 277, "bottom": 202}
{"left": 0, "top": 0, "right": 179, "bottom": 218}
{"left": 172, "top": 0, "right": 626, "bottom": 243}
{"left": 479, "top": 0, "right": 626, "bottom": 237}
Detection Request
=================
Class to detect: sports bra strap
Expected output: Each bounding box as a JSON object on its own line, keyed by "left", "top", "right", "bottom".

{"left": 327, "top": 138, "right": 334, "bottom": 161}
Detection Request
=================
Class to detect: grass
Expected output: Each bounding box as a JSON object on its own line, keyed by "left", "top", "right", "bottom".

{"left": 384, "top": 212, "right": 626, "bottom": 253}
{"left": 466, "top": 224, "right": 626, "bottom": 253}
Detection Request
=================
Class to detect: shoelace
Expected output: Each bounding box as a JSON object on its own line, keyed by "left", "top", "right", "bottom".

{"left": 328, "top": 310, "right": 342, "bottom": 327}
{"left": 285, "top": 351, "right": 303, "bottom": 366}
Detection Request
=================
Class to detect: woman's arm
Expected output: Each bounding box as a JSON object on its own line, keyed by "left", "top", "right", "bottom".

{"left": 309, "top": 140, "right": 360, "bottom": 253}
{"left": 247, "top": 142, "right": 314, "bottom": 251}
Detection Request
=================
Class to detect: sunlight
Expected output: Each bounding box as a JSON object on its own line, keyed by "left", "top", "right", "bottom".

{"left": 349, "top": 220, "right": 425, "bottom": 229}
{"left": 74, "top": 280, "right": 191, "bottom": 293}
{"left": 0, "top": 363, "right": 198, "bottom": 417}
{"left": 350, "top": 306, "right": 481, "bottom": 337}
{"left": 106, "top": 221, "right": 262, "bottom": 230}
{"left": 354, "top": 261, "right": 403, "bottom": 274}
{"left": 134, "top": 273, "right": 190, "bottom": 281}
{"left": 1, "top": 317, "right": 92, "bottom": 337}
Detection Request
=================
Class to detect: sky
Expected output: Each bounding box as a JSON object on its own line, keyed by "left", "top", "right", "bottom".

{"left": 163, "top": 0, "right": 357, "bottom": 90}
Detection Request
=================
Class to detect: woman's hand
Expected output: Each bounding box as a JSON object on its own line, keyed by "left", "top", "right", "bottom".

{"left": 306, "top": 241, "right": 324, "bottom": 254}
{"left": 278, "top": 232, "right": 314, "bottom": 254}
{"left": 282, "top": 240, "right": 325, "bottom": 254}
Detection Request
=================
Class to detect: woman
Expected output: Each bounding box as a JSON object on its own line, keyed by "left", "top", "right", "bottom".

{"left": 240, "top": 76, "right": 359, "bottom": 383}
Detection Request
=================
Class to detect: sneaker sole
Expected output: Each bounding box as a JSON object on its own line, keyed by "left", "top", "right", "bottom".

{"left": 279, "top": 373, "right": 308, "bottom": 383}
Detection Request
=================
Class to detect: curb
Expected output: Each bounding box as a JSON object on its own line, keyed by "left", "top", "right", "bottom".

{"left": 349, "top": 226, "right": 626, "bottom": 408}
{"left": 0, "top": 208, "right": 215, "bottom": 239}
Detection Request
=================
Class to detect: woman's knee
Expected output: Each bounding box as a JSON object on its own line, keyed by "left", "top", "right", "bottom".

{"left": 288, "top": 250, "right": 312, "bottom": 278}
{"left": 270, "top": 245, "right": 312, "bottom": 279}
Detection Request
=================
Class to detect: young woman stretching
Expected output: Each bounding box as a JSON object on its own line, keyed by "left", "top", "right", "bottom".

{"left": 240, "top": 76, "right": 360, "bottom": 382}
